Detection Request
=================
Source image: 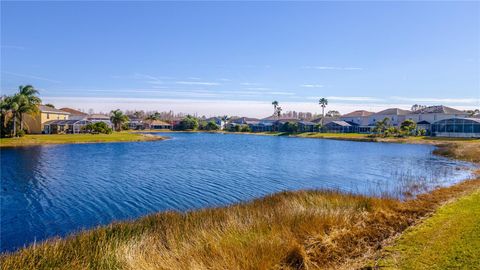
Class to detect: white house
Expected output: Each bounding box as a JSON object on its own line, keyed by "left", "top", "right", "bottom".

{"left": 406, "top": 105, "right": 469, "bottom": 124}
{"left": 340, "top": 110, "right": 374, "bottom": 126}
{"left": 368, "top": 108, "right": 411, "bottom": 126}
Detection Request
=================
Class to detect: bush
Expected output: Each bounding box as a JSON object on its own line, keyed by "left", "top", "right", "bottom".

{"left": 205, "top": 121, "right": 219, "bottom": 131}
{"left": 85, "top": 122, "right": 113, "bottom": 134}
{"left": 16, "top": 129, "right": 25, "bottom": 137}
{"left": 177, "top": 115, "right": 199, "bottom": 130}
{"left": 240, "top": 125, "right": 251, "bottom": 132}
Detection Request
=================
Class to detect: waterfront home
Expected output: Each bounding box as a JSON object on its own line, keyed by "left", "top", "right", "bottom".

{"left": 143, "top": 119, "right": 172, "bottom": 130}
{"left": 126, "top": 115, "right": 144, "bottom": 130}
{"left": 431, "top": 118, "right": 480, "bottom": 138}
{"left": 205, "top": 117, "right": 226, "bottom": 129}
{"left": 368, "top": 108, "right": 411, "bottom": 126}
{"left": 298, "top": 121, "right": 316, "bottom": 132}
{"left": 60, "top": 108, "right": 88, "bottom": 120}
{"left": 407, "top": 105, "right": 469, "bottom": 124}
{"left": 43, "top": 119, "right": 91, "bottom": 134}
{"left": 230, "top": 117, "right": 261, "bottom": 125}
{"left": 325, "top": 120, "right": 353, "bottom": 133}
{"left": 23, "top": 105, "right": 70, "bottom": 134}
{"left": 340, "top": 110, "right": 374, "bottom": 126}
{"left": 87, "top": 114, "right": 113, "bottom": 127}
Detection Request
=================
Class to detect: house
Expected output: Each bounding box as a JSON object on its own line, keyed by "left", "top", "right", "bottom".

{"left": 60, "top": 108, "right": 88, "bottom": 120}
{"left": 416, "top": 120, "right": 432, "bottom": 134}
{"left": 23, "top": 105, "right": 70, "bottom": 134}
{"left": 368, "top": 108, "right": 411, "bottom": 126}
{"left": 205, "top": 117, "right": 226, "bottom": 129}
{"left": 407, "top": 105, "right": 469, "bottom": 123}
{"left": 325, "top": 121, "right": 353, "bottom": 133}
{"left": 431, "top": 118, "right": 480, "bottom": 138}
{"left": 340, "top": 110, "right": 374, "bottom": 126}
{"left": 43, "top": 119, "right": 91, "bottom": 134}
{"left": 230, "top": 117, "right": 260, "bottom": 125}
{"left": 87, "top": 114, "right": 113, "bottom": 127}
{"left": 298, "top": 121, "right": 316, "bottom": 132}
{"left": 143, "top": 119, "right": 172, "bottom": 130}
{"left": 126, "top": 115, "right": 144, "bottom": 130}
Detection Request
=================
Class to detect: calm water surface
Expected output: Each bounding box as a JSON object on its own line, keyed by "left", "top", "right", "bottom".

{"left": 0, "top": 132, "right": 475, "bottom": 252}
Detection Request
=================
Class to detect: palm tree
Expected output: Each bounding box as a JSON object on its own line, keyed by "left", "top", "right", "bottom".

{"left": 110, "top": 109, "right": 129, "bottom": 131}
{"left": 9, "top": 94, "right": 23, "bottom": 137}
{"left": 318, "top": 98, "right": 328, "bottom": 125}
{"left": 272, "top": 101, "right": 279, "bottom": 117}
{"left": 17, "top": 85, "right": 41, "bottom": 130}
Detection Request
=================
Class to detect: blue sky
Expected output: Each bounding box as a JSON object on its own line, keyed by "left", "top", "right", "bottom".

{"left": 1, "top": 1, "right": 479, "bottom": 116}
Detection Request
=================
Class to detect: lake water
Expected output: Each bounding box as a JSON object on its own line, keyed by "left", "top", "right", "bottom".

{"left": 0, "top": 132, "right": 475, "bottom": 252}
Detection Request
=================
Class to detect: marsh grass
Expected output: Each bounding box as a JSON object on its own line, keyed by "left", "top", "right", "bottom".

{"left": 2, "top": 178, "right": 479, "bottom": 270}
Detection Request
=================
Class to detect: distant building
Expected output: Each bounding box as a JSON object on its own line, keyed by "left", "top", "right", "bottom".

{"left": 23, "top": 105, "right": 70, "bottom": 134}
{"left": 431, "top": 118, "right": 480, "bottom": 138}
{"left": 340, "top": 110, "right": 374, "bottom": 126}
{"left": 143, "top": 119, "right": 172, "bottom": 130}
{"left": 205, "top": 117, "right": 226, "bottom": 129}
{"left": 368, "top": 108, "right": 411, "bottom": 126}
{"left": 407, "top": 105, "right": 469, "bottom": 123}
{"left": 87, "top": 114, "right": 113, "bottom": 127}
{"left": 126, "top": 115, "right": 144, "bottom": 130}
{"left": 60, "top": 108, "right": 88, "bottom": 120}
{"left": 325, "top": 121, "right": 353, "bottom": 133}
{"left": 43, "top": 119, "right": 91, "bottom": 134}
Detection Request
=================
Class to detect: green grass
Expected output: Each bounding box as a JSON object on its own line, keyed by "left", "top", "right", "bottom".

{"left": 0, "top": 132, "right": 164, "bottom": 147}
{"left": 378, "top": 190, "right": 480, "bottom": 270}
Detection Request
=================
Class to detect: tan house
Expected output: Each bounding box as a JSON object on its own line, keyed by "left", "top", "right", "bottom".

{"left": 23, "top": 105, "right": 70, "bottom": 134}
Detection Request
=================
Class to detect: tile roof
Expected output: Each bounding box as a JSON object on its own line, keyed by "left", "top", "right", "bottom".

{"left": 373, "top": 108, "right": 411, "bottom": 116}
{"left": 60, "top": 107, "right": 88, "bottom": 115}
{"left": 326, "top": 120, "right": 352, "bottom": 127}
{"left": 342, "top": 110, "right": 374, "bottom": 117}
{"left": 411, "top": 105, "right": 467, "bottom": 115}
{"left": 39, "top": 105, "right": 70, "bottom": 114}
{"left": 144, "top": 119, "right": 171, "bottom": 126}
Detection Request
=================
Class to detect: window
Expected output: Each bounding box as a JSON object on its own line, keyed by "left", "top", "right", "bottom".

{"left": 47, "top": 113, "right": 50, "bottom": 119}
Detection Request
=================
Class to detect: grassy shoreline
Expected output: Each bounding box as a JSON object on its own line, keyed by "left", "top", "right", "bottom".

{"left": 0, "top": 132, "right": 165, "bottom": 148}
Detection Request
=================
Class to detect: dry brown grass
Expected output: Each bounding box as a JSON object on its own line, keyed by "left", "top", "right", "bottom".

{"left": 2, "top": 178, "right": 479, "bottom": 270}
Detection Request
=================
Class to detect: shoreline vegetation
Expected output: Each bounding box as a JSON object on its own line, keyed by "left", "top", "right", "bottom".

{"left": 0, "top": 132, "right": 165, "bottom": 148}
{"left": 1, "top": 131, "right": 479, "bottom": 269}
{"left": 1, "top": 177, "right": 479, "bottom": 269}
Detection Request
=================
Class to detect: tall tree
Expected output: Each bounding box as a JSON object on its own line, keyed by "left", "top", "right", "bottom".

{"left": 272, "top": 101, "right": 279, "bottom": 118}
{"left": 110, "top": 109, "right": 129, "bottom": 131}
{"left": 318, "top": 98, "right": 328, "bottom": 125}
{"left": 17, "top": 85, "right": 42, "bottom": 131}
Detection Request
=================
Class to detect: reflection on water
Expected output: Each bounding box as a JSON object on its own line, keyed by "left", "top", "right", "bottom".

{"left": 0, "top": 133, "right": 475, "bottom": 252}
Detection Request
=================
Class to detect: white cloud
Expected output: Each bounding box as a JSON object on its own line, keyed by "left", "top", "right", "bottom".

{"left": 303, "top": 66, "right": 363, "bottom": 71}
{"left": 240, "top": 82, "right": 260, "bottom": 86}
{"left": 245, "top": 87, "right": 271, "bottom": 91}
{"left": 390, "top": 96, "right": 478, "bottom": 104}
{"left": 1, "top": 45, "right": 25, "bottom": 50}
{"left": 300, "top": 84, "right": 324, "bottom": 88}
{"left": 175, "top": 81, "right": 221, "bottom": 86}
{"left": 2, "top": 71, "right": 61, "bottom": 83}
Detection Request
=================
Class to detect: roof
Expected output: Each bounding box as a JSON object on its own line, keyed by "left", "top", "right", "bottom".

{"left": 298, "top": 121, "right": 316, "bottom": 125}
{"left": 342, "top": 110, "right": 374, "bottom": 117}
{"left": 60, "top": 108, "right": 88, "bottom": 116}
{"left": 261, "top": 116, "right": 299, "bottom": 121}
{"left": 411, "top": 105, "right": 467, "bottom": 115}
{"left": 88, "top": 114, "right": 110, "bottom": 119}
{"left": 311, "top": 117, "right": 338, "bottom": 124}
{"left": 433, "top": 118, "right": 480, "bottom": 124}
{"left": 417, "top": 120, "right": 431, "bottom": 124}
{"left": 44, "top": 119, "right": 90, "bottom": 125}
{"left": 144, "top": 119, "right": 171, "bottom": 126}
{"left": 326, "top": 120, "right": 352, "bottom": 127}
{"left": 39, "top": 105, "right": 70, "bottom": 114}
{"left": 373, "top": 108, "right": 411, "bottom": 116}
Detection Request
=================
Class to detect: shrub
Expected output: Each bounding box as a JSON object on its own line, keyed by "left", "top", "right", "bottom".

{"left": 16, "top": 129, "right": 25, "bottom": 137}
{"left": 240, "top": 125, "right": 251, "bottom": 132}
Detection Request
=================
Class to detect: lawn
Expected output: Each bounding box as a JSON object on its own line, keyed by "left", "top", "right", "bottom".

{"left": 0, "top": 132, "right": 164, "bottom": 147}
{"left": 377, "top": 189, "right": 480, "bottom": 270}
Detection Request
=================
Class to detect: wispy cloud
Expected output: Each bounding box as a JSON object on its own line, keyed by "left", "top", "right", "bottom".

{"left": 240, "top": 82, "right": 260, "bottom": 86}
{"left": 2, "top": 71, "right": 61, "bottom": 83}
{"left": 245, "top": 87, "right": 270, "bottom": 91}
{"left": 390, "top": 96, "right": 478, "bottom": 104}
{"left": 303, "top": 66, "right": 363, "bottom": 71}
{"left": 301, "top": 84, "right": 324, "bottom": 88}
{"left": 307, "top": 96, "right": 381, "bottom": 102}
{"left": 175, "top": 81, "right": 221, "bottom": 86}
